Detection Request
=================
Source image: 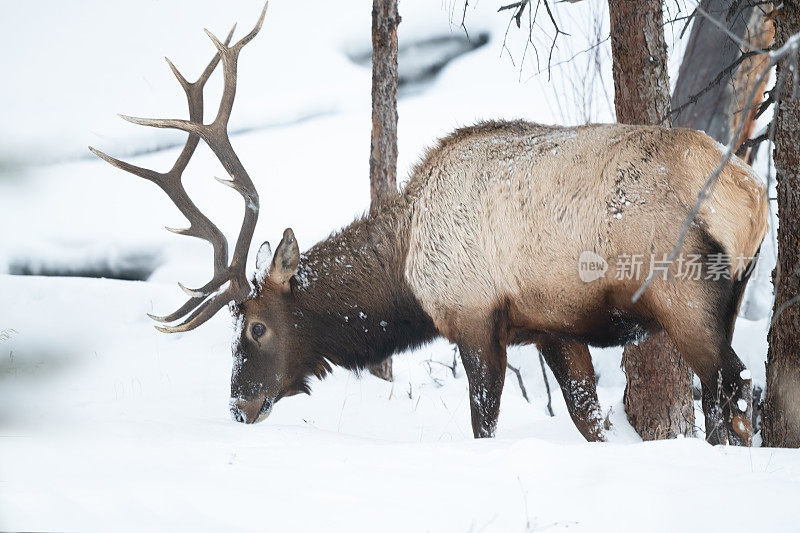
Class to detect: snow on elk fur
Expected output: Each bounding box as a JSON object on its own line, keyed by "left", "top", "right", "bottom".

{"left": 90, "top": 3, "right": 768, "bottom": 445}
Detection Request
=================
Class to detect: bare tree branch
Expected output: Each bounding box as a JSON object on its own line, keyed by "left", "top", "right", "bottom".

{"left": 498, "top": 0, "right": 570, "bottom": 80}
{"left": 755, "top": 86, "right": 776, "bottom": 118}
{"left": 736, "top": 129, "right": 770, "bottom": 155}
{"left": 499, "top": 0, "right": 530, "bottom": 28}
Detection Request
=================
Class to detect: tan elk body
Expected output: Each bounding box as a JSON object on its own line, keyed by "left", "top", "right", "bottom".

{"left": 404, "top": 121, "right": 766, "bottom": 339}
{"left": 93, "top": 4, "right": 768, "bottom": 444}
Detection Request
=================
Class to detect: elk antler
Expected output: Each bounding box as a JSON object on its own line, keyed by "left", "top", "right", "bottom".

{"left": 90, "top": 2, "right": 269, "bottom": 333}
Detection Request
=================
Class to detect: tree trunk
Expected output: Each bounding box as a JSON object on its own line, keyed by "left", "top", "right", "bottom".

{"left": 671, "top": 0, "right": 774, "bottom": 441}
{"left": 367, "top": 0, "right": 400, "bottom": 382}
{"left": 608, "top": 0, "right": 672, "bottom": 125}
{"left": 763, "top": 1, "right": 800, "bottom": 448}
{"left": 622, "top": 340, "right": 694, "bottom": 439}
{"left": 608, "top": 0, "right": 695, "bottom": 440}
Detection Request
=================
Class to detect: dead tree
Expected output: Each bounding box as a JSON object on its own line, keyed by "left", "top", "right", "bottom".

{"left": 763, "top": 1, "right": 800, "bottom": 448}
{"left": 671, "top": 0, "right": 774, "bottom": 153}
{"left": 367, "top": 0, "right": 400, "bottom": 381}
{"left": 608, "top": 0, "right": 695, "bottom": 441}
{"left": 671, "top": 0, "right": 773, "bottom": 443}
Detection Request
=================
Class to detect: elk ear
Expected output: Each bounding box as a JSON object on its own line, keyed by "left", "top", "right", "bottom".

{"left": 270, "top": 228, "right": 300, "bottom": 288}
{"left": 255, "top": 241, "right": 272, "bottom": 271}
{"left": 253, "top": 241, "right": 273, "bottom": 286}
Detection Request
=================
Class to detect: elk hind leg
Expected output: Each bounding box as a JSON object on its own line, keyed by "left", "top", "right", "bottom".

{"left": 698, "top": 265, "right": 755, "bottom": 445}
{"left": 536, "top": 336, "right": 606, "bottom": 442}
{"left": 651, "top": 288, "right": 753, "bottom": 446}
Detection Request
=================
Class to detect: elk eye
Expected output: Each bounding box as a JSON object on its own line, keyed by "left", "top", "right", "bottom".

{"left": 251, "top": 323, "right": 267, "bottom": 339}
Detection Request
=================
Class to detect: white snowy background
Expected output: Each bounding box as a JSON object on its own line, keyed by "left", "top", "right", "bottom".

{"left": 0, "top": 1, "right": 797, "bottom": 531}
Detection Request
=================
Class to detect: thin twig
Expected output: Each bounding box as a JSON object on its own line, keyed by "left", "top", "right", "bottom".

{"left": 422, "top": 347, "right": 459, "bottom": 383}
{"left": 423, "top": 359, "right": 456, "bottom": 387}
{"left": 460, "top": 0, "right": 471, "bottom": 40}
{"left": 542, "top": 0, "right": 569, "bottom": 80}
{"left": 507, "top": 363, "right": 531, "bottom": 403}
{"left": 736, "top": 130, "right": 770, "bottom": 156}
{"left": 663, "top": 12, "right": 695, "bottom": 28}
{"left": 538, "top": 352, "right": 555, "bottom": 416}
{"left": 679, "top": 7, "right": 698, "bottom": 38}
{"left": 755, "top": 88, "right": 775, "bottom": 118}
{"left": 499, "top": 0, "right": 569, "bottom": 80}
{"left": 525, "top": 35, "right": 610, "bottom": 79}
{"left": 499, "top": 0, "right": 530, "bottom": 28}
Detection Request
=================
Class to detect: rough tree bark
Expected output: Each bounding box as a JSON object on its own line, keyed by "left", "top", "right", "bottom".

{"left": 608, "top": 0, "right": 695, "bottom": 440}
{"left": 367, "top": 0, "right": 400, "bottom": 382}
{"left": 763, "top": 1, "right": 800, "bottom": 448}
{"left": 671, "top": 0, "right": 773, "bottom": 442}
{"left": 608, "top": 0, "right": 672, "bottom": 124}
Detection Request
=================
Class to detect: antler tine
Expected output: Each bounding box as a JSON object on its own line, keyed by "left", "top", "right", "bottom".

{"left": 206, "top": 2, "right": 267, "bottom": 55}
{"left": 196, "top": 24, "right": 237, "bottom": 87}
{"left": 235, "top": 1, "right": 269, "bottom": 50}
{"left": 88, "top": 142, "right": 226, "bottom": 260}
{"left": 164, "top": 57, "right": 190, "bottom": 91}
{"left": 119, "top": 115, "right": 207, "bottom": 136}
{"left": 87, "top": 146, "right": 163, "bottom": 185}
{"left": 205, "top": 2, "right": 269, "bottom": 130}
{"left": 147, "top": 294, "right": 206, "bottom": 323}
{"left": 166, "top": 24, "right": 236, "bottom": 97}
{"left": 125, "top": 25, "right": 238, "bottom": 144}
{"left": 124, "top": 3, "right": 265, "bottom": 138}
{"left": 153, "top": 290, "right": 232, "bottom": 333}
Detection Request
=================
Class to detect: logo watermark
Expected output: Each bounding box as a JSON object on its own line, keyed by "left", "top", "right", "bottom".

{"left": 578, "top": 252, "right": 761, "bottom": 283}
{"left": 578, "top": 251, "right": 608, "bottom": 282}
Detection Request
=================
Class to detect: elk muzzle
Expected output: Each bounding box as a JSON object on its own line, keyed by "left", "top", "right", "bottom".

{"left": 230, "top": 394, "right": 273, "bottom": 424}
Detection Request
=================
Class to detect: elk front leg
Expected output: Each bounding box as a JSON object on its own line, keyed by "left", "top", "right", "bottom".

{"left": 457, "top": 320, "right": 507, "bottom": 439}
{"left": 536, "top": 336, "right": 606, "bottom": 442}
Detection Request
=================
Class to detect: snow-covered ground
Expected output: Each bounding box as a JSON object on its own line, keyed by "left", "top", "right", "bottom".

{"left": 1, "top": 1, "right": 797, "bottom": 531}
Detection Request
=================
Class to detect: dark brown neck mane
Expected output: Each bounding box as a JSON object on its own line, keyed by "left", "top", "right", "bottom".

{"left": 290, "top": 196, "right": 438, "bottom": 372}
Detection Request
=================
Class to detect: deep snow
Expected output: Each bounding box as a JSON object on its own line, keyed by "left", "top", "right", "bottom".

{"left": 1, "top": 1, "right": 797, "bottom": 531}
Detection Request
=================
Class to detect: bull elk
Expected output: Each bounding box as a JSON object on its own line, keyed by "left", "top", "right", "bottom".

{"left": 91, "top": 3, "right": 768, "bottom": 445}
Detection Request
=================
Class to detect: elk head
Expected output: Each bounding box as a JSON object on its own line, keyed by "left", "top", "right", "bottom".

{"left": 90, "top": 2, "right": 317, "bottom": 424}
{"left": 228, "top": 229, "right": 309, "bottom": 424}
